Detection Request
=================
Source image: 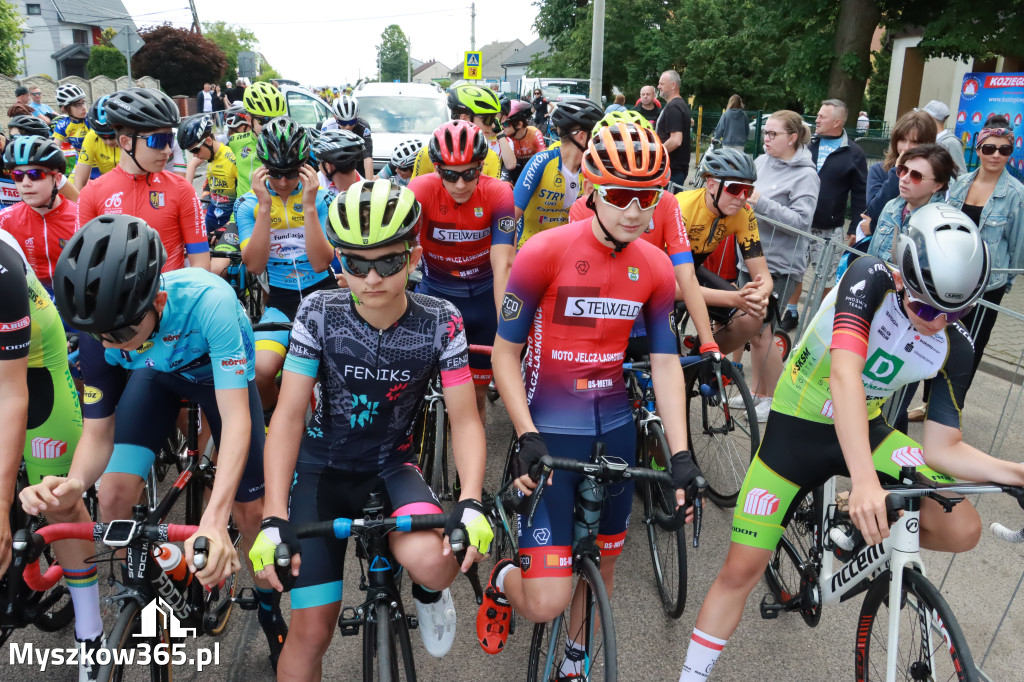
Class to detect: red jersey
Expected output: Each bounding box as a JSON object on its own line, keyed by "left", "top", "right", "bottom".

{"left": 77, "top": 167, "right": 207, "bottom": 272}
{"left": 498, "top": 220, "right": 677, "bottom": 435}
{"left": 508, "top": 126, "right": 547, "bottom": 166}
{"left": 408, "top": 173, "right": 516, "bottom": 296}
{"left": 0, "top": 198, "right": 76, "bottom": 290}
{"left": 568, "top": 194, "right": 694, "bottom": 267}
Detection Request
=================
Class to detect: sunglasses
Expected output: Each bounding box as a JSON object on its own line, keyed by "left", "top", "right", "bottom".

{"left": 437, "top": 166, "right": 482, "bottom": 183}
{"left": 720, "top": 180, "right": 754, "bottom": 198}
{"left": 979, "top": 144, "right": 1013, "bottom": 157}
{"left": 252, "top": 115, "right": 272, "bottom": 126}
{"left": 188, "top": 144, "right": 207, "bottom": 155}
{"left": 895, "top": 164, "right": 933, "bottom": 184}
{"left": 595, "top": 185, "right": 663, "bottom": 211}
{"left": 340, "top": 251, "right": 410, "bottom": 279}
{"left": 88, "top": 310, "right": 150, "bottom": 345}
{"left": 138, "top": 132, "right": 175, "bottom": 150}
{"left": 474, "top": 115, "right": 496, "bottom": 127}
{"left": 30, "top": 92, "right": 41, "bottom": 96}
{"left": 267, "top": 168, "right": 300, "bottom": 179}
{"left": 336, "top": 118, "right": 357, "bottom": 127}
{"left": 11, "top": 168, "right": 52, "bottom": 182}
{"left": 905, "top": 288, "right": 972, "bottom": 323}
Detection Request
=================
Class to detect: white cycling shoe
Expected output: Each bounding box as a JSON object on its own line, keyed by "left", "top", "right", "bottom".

{"left": 415, "top": 588, "right": 457, "bottom": 657}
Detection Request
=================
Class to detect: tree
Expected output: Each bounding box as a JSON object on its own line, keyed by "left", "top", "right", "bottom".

{"left": 202, "top": 21, "right": 257, "bottom": 83}
{"left": 376, "top": 24, "right": 409, "bottom": 82}
{"left": 99, "top": 27, "right": 118, "bottom": 48}
{"left": 864, "top": 30, "right": 892, "bottom": 121}
{"left": 86, "top": 44, "right": 127, "bottom": 78}
{"left": 132, "top": 23, "right": 227, "bottom": 97}
{"left": 255, "top": 65, "right": 282, "bottom": 83}
{"left": 0, "top": 0, "right": 23, "bottom": 77}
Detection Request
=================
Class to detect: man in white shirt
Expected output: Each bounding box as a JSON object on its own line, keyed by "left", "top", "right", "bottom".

{"left": 196, "top": 82, "right": 214, "bottom": 114}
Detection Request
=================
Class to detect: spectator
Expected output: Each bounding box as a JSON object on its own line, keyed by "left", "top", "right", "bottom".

{"left": 920, "top": 99, "right": 967, "bottom": 177}
{"left": 856, "top": 110, "right": 870, "bottom": 134}
{"left": 226, "top": 79, "right": 246, "bottom": 104}
{"left": 633, "top": 85, "right": 661, "bottom": 123}
{"left": 531, "top": 88, "right": 549, "bottom": 128}
{"left": 212, "top": 84, "right": 227, "bottom": 126}
{"left": 738, "top": 109, "right": 819, "bottom": 421}
{"left": 196, "top": 82, "right": 214, "bottom": 114}
{"left": 605, "top": 93, "right": 627, "bottom": 113}
{"left": 656, "top": 69, "right": 692, "bottom": 187}
{"left": 713, "top": 94, "right": 747, "bottom": 150}
{"left": 7, "top": 102, "right": 32, "bottom": 118}
{"left": 781, "top": 98, "right": 867, "bottom": 331}
{"left": 12, "top": 86, "right": 30, "bottom": 108}
{"left": 28, "top": 87, "right": 56, "bottom": 123}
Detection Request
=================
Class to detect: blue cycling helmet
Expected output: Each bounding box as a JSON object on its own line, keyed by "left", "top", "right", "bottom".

{"left": 3, "top": 135, "right": 66, "bottom": 172}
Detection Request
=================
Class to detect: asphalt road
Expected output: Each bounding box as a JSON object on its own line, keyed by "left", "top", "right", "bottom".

{"left": 6, "top": 364, "right": 1024, "bottom": 681}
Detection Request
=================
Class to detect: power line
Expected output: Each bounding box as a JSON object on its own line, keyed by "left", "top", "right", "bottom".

{"left": 239, "top": 6, "right": 467, "bottom": 27}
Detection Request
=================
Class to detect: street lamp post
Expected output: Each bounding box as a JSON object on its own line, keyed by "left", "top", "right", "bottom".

{"left": 20, "top": 28, "right": 33, "bottom": 78}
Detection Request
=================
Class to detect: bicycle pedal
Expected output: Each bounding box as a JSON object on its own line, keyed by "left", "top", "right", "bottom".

{"left": 759, "top": 593, "right": 783, "bottom": 619}
{"left": 338, "top": 607, "right": 361, "bottom": 636}
{"left": 232, "top": 587, "right": 259, "bottom": 610}
{"left": 406, "top": 614, "right": 418, "bottom": 630}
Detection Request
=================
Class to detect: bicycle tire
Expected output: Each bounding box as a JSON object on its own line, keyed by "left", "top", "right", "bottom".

{"left": 203, "top": 518, "right": 241, "bottom": 636}
{"left": 854, "top": 567, "right": 977, "bottom": 682}
{"left": 428, "top": 399, "right": 448, "bottom": 498}
{"left": 763, "top": 490, "right": 820, "bottom": 627}
{"left": 101, "top": 599, "right": 172, "bottom": 682}
{"left": 638, "top": 420, "right": 688, "bottom": 618}
{"left": 414, "top": 402, "right": 435, "bottom": 486}
{"left": 773, "top": 330, "right": 792, "bottom": 361}
{"left": 685, "top": 361, "right": 760, "bottom": 507}
{"left": 373, "top": 601, "right": 398, "bottom": 682}
{"left": 527, "top": 556, "right": 617, "bottom": 681}
{"left": 392, "top": 602, "right": 417, "bottom": 681}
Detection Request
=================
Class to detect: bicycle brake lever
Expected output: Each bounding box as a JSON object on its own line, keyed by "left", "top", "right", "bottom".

{"left": 690, "top": 476, "right": 707, "bottom": 548}
{"left": 274, "top": 544, "right": 295, "bottom": 592}
{"left": 192, "top": 536, "right": 209, "bottom": 571}
{"left": 524, "top": 462, "right": 551, "bottom": 529}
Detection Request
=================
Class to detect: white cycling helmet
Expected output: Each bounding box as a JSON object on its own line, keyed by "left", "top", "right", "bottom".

{"left": 56, "top": 83, "right": 86, "bottom": 107}
{"left": 331, "top": 95, "right": 358, "bottom": 122}
{"left": 893, "top": 202, "right": 990, "bottom": 313}
{"left": 390, "top": 139, "right": 423, "bottom": 169}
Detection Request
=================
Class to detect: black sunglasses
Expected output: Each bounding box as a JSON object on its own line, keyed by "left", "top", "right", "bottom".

{"left": 252, "top": 115, "right": 272, "bottom": 126}
{"left": 979, "top": 144, "right": 1013, "bottom": 157}
{"left": 188, "top": 145, "right": 205, "bottom": 155}
{"left": 137, "top": 131, "right": 175, "bottom": 150}
{"left": 88, "top": 310, "right": 150, "bottom": 345}
{"left": 436, "top": 166, "right": 482, "bottom": 184}
{"left": 340, "top": 251, "right": 410, "bottom": 279}
{"left": 267, "top": 168, "right": 300, "bottom": 179}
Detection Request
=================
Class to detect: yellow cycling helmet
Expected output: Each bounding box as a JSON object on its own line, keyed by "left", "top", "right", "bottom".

{"left": 447, "top": 84, "right": 501, "bottom": 117}
{"left": 243, "top": 82, "right": 286, "bottom": 118}
{"left": 592, "top": 110, "right": 652, "bottom": 136}
{"left": 327, "top": 179, "right": 422, "bottom": 250}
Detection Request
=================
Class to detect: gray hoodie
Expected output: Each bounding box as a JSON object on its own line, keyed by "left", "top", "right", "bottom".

{"left": 713, "top": 108, "right": 748, "bottom": 147}
{"left": 738, "top": 146, "right": 820, "bottom": 278}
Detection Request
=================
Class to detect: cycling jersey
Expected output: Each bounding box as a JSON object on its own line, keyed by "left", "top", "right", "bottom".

{"left": 0, "top": 198, "right": 76, "bottom": 290}
{"left": 205, "top": 144, "right": 238, "bottom": 202}
{"left": 0, "top": 170, "right": 21, "bottom": 209}
{"left": 507, "top": 126, "right": 547, "bottom": 184}
{"left": 76, "top": 130, "right": 120, "bottom": 177}
{"left": 284, "top": 290, "right": 471, "bottom": 472}
{"left": 498, "top": 219, "right": 677, "bottom": 435}
{"left": 320, "top": 118, "right": 373, "bottom": 160}
{"left": 53, "top": 116, "right": 90, "bottom": 152}
{"left": 227, "top": 130, "right": 261, "bottom": 199}
{"left": 0, "top": 230, "right": 81, "bottom": 484}
{"left": 675, "top": 188, "right": 763, "bottom": 268}
{"left": 235, "top": 182, "right": 332, "bottom": 291}
{"left": 409, "top": 146, "right": 503, "bottom": 181}
{"left": 77, "top": 167, "right": 207, "bottom": 272}
{"left": 568, "top": 194, "right": 694, "bottom": 267}
{"left": 514, "top": 149, "right": 582, "bottom": 248}
{"left": 408, "top": 173, "right": 516, "bottom": 296}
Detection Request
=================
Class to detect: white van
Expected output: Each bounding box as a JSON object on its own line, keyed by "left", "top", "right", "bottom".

{"left": 519, "top": 78, "right": 590, "bottom": 102}
{"left": 351, "top": 81, "right": 450, "bottom": 173}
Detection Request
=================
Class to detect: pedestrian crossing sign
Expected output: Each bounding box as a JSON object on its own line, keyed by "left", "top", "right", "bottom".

{"left": 464, "top": 51, "right": 482, "bottom": 80}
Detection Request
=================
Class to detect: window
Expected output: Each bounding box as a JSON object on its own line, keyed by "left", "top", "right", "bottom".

{"left": 285, "top": 91, "right": 331, "bottom": 127}
{"left": 26, "top": 4, "right": 40, "bottom": 15}
{"left": 72, "top": 29, "right": 87, "bottom": 44}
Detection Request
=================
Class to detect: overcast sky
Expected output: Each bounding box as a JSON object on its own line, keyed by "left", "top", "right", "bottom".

{"left": 120, "top": 0, "right": 541, "bottom": 86}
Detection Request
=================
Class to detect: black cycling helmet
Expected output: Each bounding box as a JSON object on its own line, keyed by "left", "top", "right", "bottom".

{"left": 104, "top": 88, "right": 180, "bottom": 130}
{"left": 87, "top": 96, "right": 114, "bottom": 136}
{"left": 549, "top": 99, "right": 604, "bottom": 137}
{"left": 448, "top": 84, "right": 502, "bottom": 117}
{"left": 53, "top": 215, "right": 167, "bottom": 334}
{"left": 699, "top": 147, "right": 757, "bottom": 182}
{"left": 177, "top": 115, "right": 214, "bottom": 151}
{"left": 8, "top": 115, "right": 51, "bottom": 138}
{"left": 314, "top": 129, "right": 364, "bottom": 171}
{"left": 3, "top": 135, "right": 66, "bottom": 172}
{"left": 255, "top": 116, "right": 310, "bottom": 171}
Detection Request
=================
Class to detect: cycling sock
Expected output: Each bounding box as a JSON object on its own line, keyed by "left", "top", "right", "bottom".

{"left": 412, "top": 582, "right": 441, "bottom": 604}
{"left": 679, "top": 628, "right": 727, "bottom": 681}
{"left": 494, "top": 562, "right": 515, "bottom": 593}
{"left": 255, "top": 587, "right": 287, "bottom": 668}
{"left": 65, "top": 565, "right": 103, "bottom": 641}
{"left": 786, "top": 303, "right": 798, "bottom": 315}
{"left": 558, "top": 638, "right": 585, "bottom": 677}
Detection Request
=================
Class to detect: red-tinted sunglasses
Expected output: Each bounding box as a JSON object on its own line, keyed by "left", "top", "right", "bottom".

{"left": 595, "top": 185, "right": 663, "bottom": 210}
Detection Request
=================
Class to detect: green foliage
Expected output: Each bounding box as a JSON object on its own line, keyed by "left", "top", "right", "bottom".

{"left": 202, "top": 21, "right": 257, "bottom": 83}
{"left": 0, "top": 0, "right": 23, "bottom": 77}
{"left": 436, "top": 78, "right": 452, "bottom": 90}
{"left": 132, "top": 23, "right": 227, "bottom": 96}
{"left": 256, "top": 65, "right": 281, "bottom": 82}
{"left": 99, "top": 27, "right": 118, "bottom": 48}
{"left": 86, "top": 44, "right": 127, "bottom": 79}
{"left": 377, "top": 24, "right": 409, "bottom": 82}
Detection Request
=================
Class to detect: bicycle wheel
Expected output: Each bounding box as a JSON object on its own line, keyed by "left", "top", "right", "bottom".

{"left": 101, "top": 600, "right": 172, "bottom": 681}
{"left": 428, "top": 399, "right": 449, "bottom": 499}
{"left": 637, "top": 419, "right": 688, "bottom": 618}
{"left": 773, "top": 330, "right": 792, "bottom": 360}
{"left": 414, "top": 401, "right": 436, "bottom": 488}
{"left": 366, "top": 601, "right": 401, "bottom": 682}
{"left": 203, "top": 517, "right": 241, "bottom": 636}
{"left": 763, "top": 490, "right": 820, "bottom": 627}
{"left": 13, "top": 470, "right": 72, "bottom": 633}
{"left": 855, "top": 567, "right": 976, "bottom": 682}
{"left": 527, "top": 557, "right": 617, "bottom": 681}
{"left": 685, "top": 361, "right": 760, "bottom": 507}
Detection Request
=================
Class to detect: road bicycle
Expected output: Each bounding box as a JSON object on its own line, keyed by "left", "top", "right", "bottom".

{"left": 211, "top": 248, "right": 266, "bottom": 324}
{"left": 760, "top": 467, "right": 1024, "bottom": 681}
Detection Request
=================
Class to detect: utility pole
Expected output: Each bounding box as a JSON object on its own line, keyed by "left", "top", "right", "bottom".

{"left": 406, "top": 36, "right": 411, "bottom": 82}
{"left": 589, "top": 0, "right": 604, "bottom": 104}
{"left": 187, "top": 0, "right": 202, "bottom": 33}
{"left": 470, "top": 3, "right": 476, "bottom": 51}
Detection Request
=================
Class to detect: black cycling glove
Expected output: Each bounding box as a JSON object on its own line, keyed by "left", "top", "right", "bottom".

{"left": 515, "top": 432, "right": 549, "bottom": 480}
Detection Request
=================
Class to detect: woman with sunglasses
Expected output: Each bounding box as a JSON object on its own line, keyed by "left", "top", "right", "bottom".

{"left": 481, "top": 121, "right": 702, "bottom": 673}
{"left": 73, "top": 96, "right": 120, "bottom": 191}
{"left": 679, "top": 207, "right": 1023, "bottom": 681}
{"left": 251, "top": 180, "right": 491, "bottom": 673}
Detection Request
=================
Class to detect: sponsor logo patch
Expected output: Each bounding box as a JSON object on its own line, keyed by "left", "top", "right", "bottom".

{"left": 149, "top": 191, "right": 165, "bottom": 209}
{"left": 891, "top": 445, "right": 925, "bottom": 468}
{"left": 863, "top": 349, "right": 904, "bottom": 384}
{"left": 498, "top": 217, "right": 514, "bottom": 233}
{"left": 743, "top": 488, "right": 780, "bottom": 516}
{"left": 83, "top": 386, "right": 103, "bottom": 404}
{"left": 627, "top": 266, "right": 639, "bottom": 282}
{"left": 501, "top": 292, "right": 523, "bottom": 321}
{"left": 0, "top": 316, "right": 30, "bottom": 332}
{"left": 31, "top": 437, "right": 67, "bottom": 460}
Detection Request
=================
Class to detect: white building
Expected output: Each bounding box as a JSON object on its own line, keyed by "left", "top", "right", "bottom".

{"left": 16, "top": 0, "right": 136, "bottom": 79}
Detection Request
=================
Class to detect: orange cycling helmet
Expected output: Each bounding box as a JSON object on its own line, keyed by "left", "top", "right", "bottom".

{"left": 581, "top": 122, "right": 669, "bottom": 188}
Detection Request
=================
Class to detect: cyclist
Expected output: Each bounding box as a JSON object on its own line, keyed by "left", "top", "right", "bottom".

{"left": 8, "top": 114, "right": 52, "bottom": 138}
{"left": 0, "top": 136, "right": 77, "bottom": 294}
{"left": 236, "top": 116, "right": 335, "bottom": 414}
{"left": 73, "top": 96, "right": 121, "bottom": 191}
{"left": 514, "top": 98, "right": 604, "bottom": 248}
{"left": 312, "top": 128, "right": 365, "bottom": 202}
{"left": 677, "top": 205, "right": 1024, "bottom": 681}
{"left": 675, "top": 147, "right": 774, "bottom": 355}
{"left": 179, "top": 114, "right": 238, "bottom": 236}
{"left": 377, "top": 138, "right": 422, "bottom": 187}
{"left": 250, "top": 179, "right": 492, "bottom": 673}
{"left": 77, "top": 88, "right": 209, "bottom": 272}
{"left": 51, "top": 84, "right": 89, "bottom": 155}
{"left": 479, "top": 119, "right": 702, "bottom": 675}
{"left": 233, "top": 81, "right": 286, "bottom": 201}
{"left": 411, "top": 84, "right": 508, "bottom": 180}
{"left": 320, "top": 94, "right": 374, "bottom": 178}
{"left": 408, "top": 120, "right": 516, "bottom": 422}
{"left": 501, "top": 99, "right": 546, "bottom": 185}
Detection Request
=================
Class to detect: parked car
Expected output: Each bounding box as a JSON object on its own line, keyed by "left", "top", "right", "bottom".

{"left": 519, "top": 78, "right": 591, "bottom": 103}
{"left": 351, "top": 81, "right": 450, "bottom": 172}
{"left": 279, "top": 84, "right": 333, "bottom": 129}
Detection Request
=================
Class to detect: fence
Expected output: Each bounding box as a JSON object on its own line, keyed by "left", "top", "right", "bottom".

{"left": 0, "top": 73, "right": 161, "bottom": 132}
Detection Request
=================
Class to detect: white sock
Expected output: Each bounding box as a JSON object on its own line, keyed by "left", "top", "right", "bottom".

{"left": 495, "top": 563, "right": 515, "bottom": 593}
{"left": 558, "top": 638, "right": 585, "bottom": 678}
{"left": 679, "top": 628, "right": 727, "bottom": 681}
{"left": 65, "top": 566, "right": 102, "bottom": 641}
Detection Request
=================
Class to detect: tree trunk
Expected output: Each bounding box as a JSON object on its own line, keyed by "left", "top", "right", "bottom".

{"left": 826, "top": 0, "right": 881, "bottom": 116}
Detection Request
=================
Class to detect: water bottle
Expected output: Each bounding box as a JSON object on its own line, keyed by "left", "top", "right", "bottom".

{"left": 573, "top": 478, "right": 603, "bottom": 545}
{"left": 153, "top": 543, "right": 192, "bottom": 590}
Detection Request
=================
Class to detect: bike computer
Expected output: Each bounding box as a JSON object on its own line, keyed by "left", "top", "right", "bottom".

{"left": 103, "top": 520, "right": 137, "bottom": 547}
